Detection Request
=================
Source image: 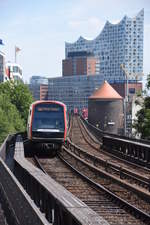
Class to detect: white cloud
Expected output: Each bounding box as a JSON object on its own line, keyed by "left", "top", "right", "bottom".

{"left": 68, "top": 17, "right": 105, "bottom": 39}
{"left": 89, "top": 17, "right": 104, "bottom": 28}
{"left": 1, "top": 0, "right": 150, "bottom": 82}
{"left": 68, "top": 17, "right": 102, "bottom": 30}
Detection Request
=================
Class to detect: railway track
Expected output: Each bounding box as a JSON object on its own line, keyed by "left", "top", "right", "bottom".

{"left": 31, "top": 155, "right": 150, "bottom": 225}
{"left": 68, "top": 116, "right": 150, "bottom": 192}
{"left": 25, "top": 115, "right": 150, "bottom": 224}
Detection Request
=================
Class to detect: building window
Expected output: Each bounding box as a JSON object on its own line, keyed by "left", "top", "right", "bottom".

{"left": 129, "top": 88, "right": 135, "bottom": 94}
{"left": 13, "top": 66, "right": 19, "bottom": 73}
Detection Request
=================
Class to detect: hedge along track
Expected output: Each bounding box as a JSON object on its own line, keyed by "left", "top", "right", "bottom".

{"left": 68, "top": 116, "right": 150, "bottom": 192}
{"left": 32, "top": 154, "right": 150, "bottom": 225}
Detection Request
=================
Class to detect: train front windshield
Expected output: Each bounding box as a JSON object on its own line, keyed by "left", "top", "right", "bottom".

{"left": 32, "top": 103, "right": 65, "bottom": 131}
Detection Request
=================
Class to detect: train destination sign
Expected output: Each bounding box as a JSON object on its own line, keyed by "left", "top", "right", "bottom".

{"left": 36, "top": 106, "right": 61, "bottom": 112}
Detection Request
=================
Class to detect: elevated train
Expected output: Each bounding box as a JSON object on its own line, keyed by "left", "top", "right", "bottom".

{"left": 27, "top": 100, "right": 68, "bottom": 150}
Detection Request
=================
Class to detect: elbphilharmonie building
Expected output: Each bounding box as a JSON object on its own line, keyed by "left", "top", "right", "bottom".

{"left": 65, "top": 9, "right": 144, "bottom": 81}
{"left": 30, "top": 10, "right": 144, "bottom": 109}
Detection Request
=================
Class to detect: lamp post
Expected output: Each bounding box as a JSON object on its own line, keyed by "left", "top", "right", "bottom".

{"left": 120, "top": 64, "right": 129, "bottom": 136}
{"left": 120, "top": 64, "right": 144, "bottom": 136}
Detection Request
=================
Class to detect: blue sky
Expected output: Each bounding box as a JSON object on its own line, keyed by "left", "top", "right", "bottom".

{"left": 0, "top": 0, "right": 150, "bottom": 83}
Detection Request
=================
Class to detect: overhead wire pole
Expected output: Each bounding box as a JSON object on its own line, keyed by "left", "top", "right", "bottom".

{"left": 120, "top": 64, "right": 128, "bottom": 136}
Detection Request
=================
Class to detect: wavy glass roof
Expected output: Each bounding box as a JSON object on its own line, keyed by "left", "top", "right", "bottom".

{"left": 66, "top": 9, "right": 144, "bottom": 45}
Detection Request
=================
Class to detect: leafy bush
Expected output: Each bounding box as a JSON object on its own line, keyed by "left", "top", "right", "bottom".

{"left": 0, "top": 81, "right": 33, "bottom": 143}
{"left": 133, "top": 73, "right": 150, "bottom": 139}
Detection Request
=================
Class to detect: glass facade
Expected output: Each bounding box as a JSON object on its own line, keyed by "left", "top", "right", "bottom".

{"left": 29, "top": 84, "right": 40, "bottom": 100}
{"left": 65, "top": 9, "right": 144, "bottom": 81}
{"left": 46, "top": 75, "right": 131, "bottom": 111}
{"left": 30, "top": 76, "right": 48, "bottom": 85}
{"left": 48, "top": 75, "right": 103, "bottom": 111}
{"left": 29, "top": 76, "right": 48, "bottom": 100}
{"left": 30, "top": 76, "right": 142, "bottom": 112}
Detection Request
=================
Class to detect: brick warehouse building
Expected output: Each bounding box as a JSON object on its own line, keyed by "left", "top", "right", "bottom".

{"left": 62, "top": 51, "right": 100, "bottom": 76}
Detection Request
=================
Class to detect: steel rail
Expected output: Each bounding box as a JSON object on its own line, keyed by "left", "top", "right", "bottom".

{"left": 31, "top": 149, "right": 150, "bottom": 223}
{"left": 76, "top": 116, "right": 100, "bottom": 149}
{"left": 80, "top": 115, "right": 150, "bottom": 145}
{"left": 62, "top": 145, "right": 150, "bottom": 202}
{"left": 33, "top": 156, "right": 47, "bottom": 174}
{"left": 58, "top": 152, "right": 150, "bottom": 223}
{"left": 67, "top": 138, "right": 150, "bottom": 191}
{"left": 78, "top": 116, "right": 150, "bottom": 170}
{"left": 15, "top": 135, "right": 109, "bottom": 225}
{"left": 78, "top": 116, "right": 100, "bottom": 145}
{"left": 80, "top": 116, "right": 150, "bottom": 167}
{"left": 72, "top": 117, "right": 150, "bottom": 190}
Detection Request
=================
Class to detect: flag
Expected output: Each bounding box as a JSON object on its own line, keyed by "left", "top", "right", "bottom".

{"left": 15, "top": 46, "right": 21, "bottom": 52}
{"left": 0, "top": 39, "right": 4, "bottom": 45}
{"left": 15, "top": 46, "right": 21, "bottom": 63}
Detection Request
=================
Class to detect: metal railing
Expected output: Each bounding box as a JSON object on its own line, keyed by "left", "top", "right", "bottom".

{"left": 80, "top": 116, "right": 150, "bottom": 167}
{"left": 0, "top": 134, "right": 49, "bottom": 225}
{"left": 14, "top": 135, "right": 108, "bottom": 225}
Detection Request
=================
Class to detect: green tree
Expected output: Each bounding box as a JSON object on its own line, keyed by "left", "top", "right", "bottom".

{"left": 0, "top": 94, "right": 25, "bottom": 143}
{"left": 0, "top": 80, "right": 33, "bottom": 126}
{"left": 0, "top": 108, "right": 11, "bottom": 143}
{"left": 0, "top": 81, "right": 33, "bottom": 143}
{"left": 133, "top": 73, "right": 150, "bottom": 139}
